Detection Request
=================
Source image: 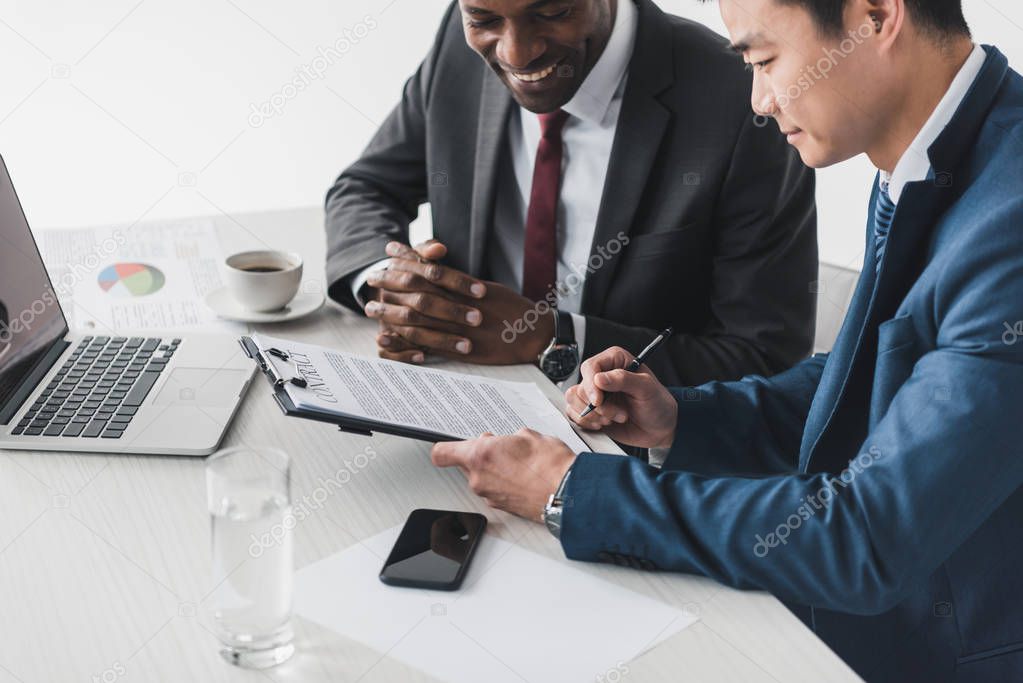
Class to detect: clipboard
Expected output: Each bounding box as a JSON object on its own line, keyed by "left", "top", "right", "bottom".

{"left": 239, "top": 336, "right": 462, "bottom": 444}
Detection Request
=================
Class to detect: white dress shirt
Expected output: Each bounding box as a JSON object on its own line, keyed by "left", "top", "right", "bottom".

{"left": 879, "top": 44, "right": 986, "bottom": 202}
{"left": 352, "top": 0, "right": 637, "bottom": 383}
{"left": 489, "top": 0, "right": 637, "bottom": 370}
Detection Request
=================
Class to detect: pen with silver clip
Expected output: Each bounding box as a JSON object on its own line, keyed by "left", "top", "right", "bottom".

{"left": 578, "top": 327, "right": 674, "bottom": 419}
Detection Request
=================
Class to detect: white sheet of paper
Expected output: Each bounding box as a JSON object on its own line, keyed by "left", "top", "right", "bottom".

{"left": 38, "top": 218, "right": 242, "bottom": 333}
{"left": 294, "top": 525, "right": 697, "bottom": 683}
{"left": 251, "top": 333, "right": 590, "bottom": 453}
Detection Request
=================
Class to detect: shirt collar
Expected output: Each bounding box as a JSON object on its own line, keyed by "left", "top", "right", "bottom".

{"left": 561, "top": 0, "right": 637, "bottom": 126}
{"left": 879, "top": 43, "right": 986, "bottom": 203}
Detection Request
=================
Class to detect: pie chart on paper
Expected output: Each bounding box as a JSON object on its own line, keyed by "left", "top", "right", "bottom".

{"left": 97, "top": 263, "right": 166, "bottom": 297}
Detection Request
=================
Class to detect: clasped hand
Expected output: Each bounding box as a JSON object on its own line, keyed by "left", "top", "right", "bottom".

{"left": 362, "top": 240, "right": 554, "bottom": 365}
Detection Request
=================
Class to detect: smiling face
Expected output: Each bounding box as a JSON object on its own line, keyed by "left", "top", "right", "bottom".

{"left": 719, "top": 0, "right": 893, "bottom": 168}
{"left": 459, "top": 0, "right": 615, "bottom": 113}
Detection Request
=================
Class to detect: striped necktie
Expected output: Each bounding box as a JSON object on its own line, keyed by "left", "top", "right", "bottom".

{"left": 873, "top": 183, "right": 896, "bottom": 273}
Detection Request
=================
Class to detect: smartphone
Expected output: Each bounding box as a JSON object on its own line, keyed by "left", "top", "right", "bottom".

{"left": 379, "top": 508, "right": 487, "bottom": 590}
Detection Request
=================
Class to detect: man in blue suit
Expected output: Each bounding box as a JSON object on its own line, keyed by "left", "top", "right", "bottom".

{"left": 431, "top": 0, "right": 1023, "bottom": 679}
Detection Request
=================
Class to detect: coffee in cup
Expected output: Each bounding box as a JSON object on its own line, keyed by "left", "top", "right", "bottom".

{"left": 223, "top": 250, "right": 303, "bottom": 312}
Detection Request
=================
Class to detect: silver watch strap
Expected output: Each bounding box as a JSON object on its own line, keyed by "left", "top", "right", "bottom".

{"left": 543, "top": 465, "right": 574, "bottom": 538}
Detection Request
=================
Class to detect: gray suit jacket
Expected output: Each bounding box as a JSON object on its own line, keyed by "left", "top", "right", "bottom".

{"left": 325, "top": 0, "right": 818, "bottom": 386}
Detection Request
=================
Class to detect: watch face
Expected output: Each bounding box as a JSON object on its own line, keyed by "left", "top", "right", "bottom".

{"left": 541, "top": 346, "right": 578, "bottom": 381}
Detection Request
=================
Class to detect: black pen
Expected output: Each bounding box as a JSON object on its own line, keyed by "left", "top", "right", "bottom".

{"left": 578, "top": 327, "right": 674, "bottom": 419}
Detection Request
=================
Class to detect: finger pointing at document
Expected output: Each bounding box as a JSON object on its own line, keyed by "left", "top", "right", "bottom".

{"left": 431, "top": 428, "right": 576, "bottom": 521}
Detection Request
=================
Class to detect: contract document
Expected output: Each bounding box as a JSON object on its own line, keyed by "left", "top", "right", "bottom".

{"left": 247, "top": 333, "right": 590, "bottom": 453}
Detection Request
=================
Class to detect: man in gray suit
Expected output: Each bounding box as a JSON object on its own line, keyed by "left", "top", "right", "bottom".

{"left": 325, "top": 0, "right": 818, "bottom": 387}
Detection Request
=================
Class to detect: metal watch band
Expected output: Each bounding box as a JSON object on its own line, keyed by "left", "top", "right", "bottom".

{"left": 543, "top": 465, "right": 574, "bottom": 540}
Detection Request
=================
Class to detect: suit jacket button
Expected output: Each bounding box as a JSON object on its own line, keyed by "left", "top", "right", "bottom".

{"left": 933, "top": 601, "right": 953, "bottom": 617}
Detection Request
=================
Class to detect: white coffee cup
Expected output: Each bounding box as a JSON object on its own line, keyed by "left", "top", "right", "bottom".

{"left": 223, "top": 250, "right": 303, "bottom": 312}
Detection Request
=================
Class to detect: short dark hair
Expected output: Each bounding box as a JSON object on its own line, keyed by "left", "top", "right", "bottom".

{"left": 705, "top": 0, "right": 970, "bottom": 39}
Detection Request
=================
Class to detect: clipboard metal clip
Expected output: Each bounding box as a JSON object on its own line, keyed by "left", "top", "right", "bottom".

{"left": 267, "top": 348, "right": 308, "bottom": 387}
{"left": 266, "top": 347, "right": 290, "bottom": 361}
{"left": 238, "top": 336, "right": 384, "bottom": 442}
{"left": 241, "top": 337, "right": 308, "bottom": 389}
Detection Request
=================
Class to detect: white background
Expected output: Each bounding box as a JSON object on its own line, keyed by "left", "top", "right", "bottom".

{"left": 0, "top": 0, "right": 1020, "bottom": 270}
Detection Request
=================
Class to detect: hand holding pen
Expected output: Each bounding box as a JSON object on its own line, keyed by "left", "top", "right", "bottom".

{"left": 579, "top": 328, "right": 673, "bottom": 418}
{"left": 565, "top": 329, "right": 680, "bottom": 450}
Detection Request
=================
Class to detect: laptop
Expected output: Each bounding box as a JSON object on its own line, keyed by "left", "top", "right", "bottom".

{"left": 0, "top": 156, "right": 254, "bottom": 456}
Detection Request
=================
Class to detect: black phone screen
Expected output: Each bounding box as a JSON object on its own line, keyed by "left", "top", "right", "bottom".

{"left": 379, "top": 509, "right": 487, "bottom": 590}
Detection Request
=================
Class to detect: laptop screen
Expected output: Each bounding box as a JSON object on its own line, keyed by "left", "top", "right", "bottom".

{"left": 0, "top": 157, "right": 68, "bottom": 414}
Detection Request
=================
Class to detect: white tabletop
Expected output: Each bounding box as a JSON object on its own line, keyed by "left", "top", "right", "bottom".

{"left": 0, "top": 207, "right": 861, "bottom": 682}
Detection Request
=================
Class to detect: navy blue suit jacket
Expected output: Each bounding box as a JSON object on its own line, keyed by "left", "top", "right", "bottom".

{"left": 561, "top": 46, "right": 1023, "bottom": 682}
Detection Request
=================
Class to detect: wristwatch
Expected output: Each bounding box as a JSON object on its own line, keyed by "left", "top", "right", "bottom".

{"left": 542, "top": 465, "right": 574, "bottom": 539}
{"left": 537, "top": 309, "right": 579, "bottom": 382}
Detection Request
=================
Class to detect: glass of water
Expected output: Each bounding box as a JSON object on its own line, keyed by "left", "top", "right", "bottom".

{"left": 206, "top": 446, "right": 295, "bottom": 668}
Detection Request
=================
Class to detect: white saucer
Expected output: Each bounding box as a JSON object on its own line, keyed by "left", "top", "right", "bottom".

{"left": 205, "top": 287, "right": 325, "bottom": 323}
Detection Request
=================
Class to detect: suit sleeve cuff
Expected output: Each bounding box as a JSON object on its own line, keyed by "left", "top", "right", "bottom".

{"left": 558, "top": 452, "right": 642, "bottom": 561}
{"left": 349, "top": 258, "right": 392, "bottom": 306}
{"left": 566, "top": 313, "right": 586, "bottom": 387}
{"left": 661, "top": 386, "right": 720, "bottom": 470}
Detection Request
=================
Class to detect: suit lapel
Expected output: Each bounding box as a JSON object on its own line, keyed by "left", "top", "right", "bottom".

{"left": 800, "top": 182, "right": 947, "bottom": 470}
{"left": 468, "top": 68, "right": 513, "bottom": 277}
{"left": 799, "top": 206, "right": 879, "bottom": 468}
{"left": 800, "top": 46, "right": 1011, "bottom": 471}
{"left": 580, "top": 0, "right": 673, "bottom": 314}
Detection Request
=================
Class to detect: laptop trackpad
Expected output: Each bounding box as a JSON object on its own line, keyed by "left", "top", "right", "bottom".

{"left": 152, "top": 368, "right": 248, "bottom": 407}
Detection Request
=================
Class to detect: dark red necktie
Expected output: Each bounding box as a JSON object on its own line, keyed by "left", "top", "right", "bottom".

{"left": 522, "top": 109, "right": 569, "bottom": 302}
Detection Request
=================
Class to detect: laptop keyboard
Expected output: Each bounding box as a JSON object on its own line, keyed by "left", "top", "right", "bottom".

{"left": 10, "top": 336, "right": 179, "bottom": 440}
